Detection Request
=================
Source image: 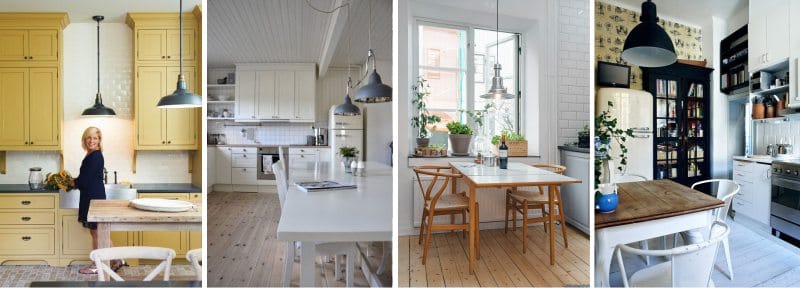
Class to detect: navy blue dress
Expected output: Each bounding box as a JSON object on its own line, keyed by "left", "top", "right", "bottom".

{"left": 75, "top": 150, "right": 106, "bottom": 229}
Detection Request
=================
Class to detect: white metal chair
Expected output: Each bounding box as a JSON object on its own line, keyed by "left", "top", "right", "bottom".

{"left": 273, "top": 161, "right": 356, "bottom": 287}
{"left": 675, "top": 179, "right": 739, "bottom": 280}
{"left": 612, "top": 173, "right": 662, "bottom": 265}
{"left": 90, "top": 246, "right": 175, "bottom": 281}
{"left": 186, "top": 248, "right": 202, "bottom": 281}
{"left": 615, "top": 221, "right": 730, "bottom": 287}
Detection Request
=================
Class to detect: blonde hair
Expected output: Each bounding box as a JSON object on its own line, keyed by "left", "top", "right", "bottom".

{"left": 81, "top": 127, "right": 103, "bottom": 151}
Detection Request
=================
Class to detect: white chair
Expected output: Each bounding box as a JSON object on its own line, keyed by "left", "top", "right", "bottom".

{"left": 273, "top": 161, "right": 356, "bottom": 287}
{"left": 613, "top": 173, "right": 661, "bottom": 265}
{"left": 186, "top": 248, "right": 202, "bottom": 281}
{"left": 615, "top": 221, "right": 730, "bottom": 287}
{"left": 90, "top": 246, "right": 175, "bottom": 281}
{"left": 278, "top": 146, "right": 288, "bottom": 181}
{"left": 675, "top": 179, "right": 739, "bottom": 280}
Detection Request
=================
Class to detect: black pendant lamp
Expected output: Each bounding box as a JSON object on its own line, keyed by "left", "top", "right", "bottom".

{"left": 480, "top": 0, "right": 515, "bottom": 100}
{"left": 157, "top": 0, "right": 201, "bottom": 108}
{"left": 82, "top": 16, "right": 116, "bottom": 117}
{"left": 354, "top": 0, "right": 391, "bottom": 103}
{"left": 621, "top": 0, "right": 676, "bottom": 67}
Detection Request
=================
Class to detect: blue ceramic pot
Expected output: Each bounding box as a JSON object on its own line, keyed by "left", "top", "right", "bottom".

{"left": 595, "top": 191, "right": 618, "bottom": 213}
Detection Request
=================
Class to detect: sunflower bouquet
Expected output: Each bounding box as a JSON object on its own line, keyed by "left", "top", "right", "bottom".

{"left": 45, "top": 170, "right": 75, "bottom": 191}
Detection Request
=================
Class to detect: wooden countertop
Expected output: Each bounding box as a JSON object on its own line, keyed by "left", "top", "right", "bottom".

{"left": 595, "top": 179, "right": 724, "bottom": 229}
{"left": 87, "top": 200, "right": 201, "bottom": 223}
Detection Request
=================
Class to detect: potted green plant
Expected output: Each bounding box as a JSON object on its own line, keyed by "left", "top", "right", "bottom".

{"left": 410, "top": 77, "right": 440, "bottom": 147}
{"left": 578, "top": 125, "right": 590, "bottom": 148}
{"left": 338, "top": 146, "right": 359, "bottom": 172}
{"left": 490, "top": 130, "right": 527, "bottom": 156}
{"left": 594, "top": 101, "right": 633, "bottom": 190}
{"left": 446, "top": 121, "right": 473, "bottom": 155}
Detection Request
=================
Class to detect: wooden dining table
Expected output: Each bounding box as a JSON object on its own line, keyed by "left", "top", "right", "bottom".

{"left": 594, "top": 179, "right": 724, "bottom": 287}
{"left": 87, "top": 199, "right": 202, "bottom": 250}
{"left": 449, "top": 162, "right": 581, "bottom": 274}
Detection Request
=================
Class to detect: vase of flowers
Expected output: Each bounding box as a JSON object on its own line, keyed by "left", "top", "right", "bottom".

{"left": 46, "top": 170, "right": 79, "bottom": 208}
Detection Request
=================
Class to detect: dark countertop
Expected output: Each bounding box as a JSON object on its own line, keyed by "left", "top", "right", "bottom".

{"left": 133, "top": 183, "right": 201, "bottom": 193}
{"left": 558, "top": 145, "right": 590, "bottom": 154}
{"left": 0, "top": 184, "right": 58, "bottom": 193}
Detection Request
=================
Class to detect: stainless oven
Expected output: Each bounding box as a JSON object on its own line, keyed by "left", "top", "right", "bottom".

{"left": 770, "top": 160, "right": 800, "bottom": 240}
{"left": 257, "top": 147, "right": 280, "bottom": 180}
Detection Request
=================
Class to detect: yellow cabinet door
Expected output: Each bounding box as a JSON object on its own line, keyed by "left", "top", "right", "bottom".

{"left": 137, "top": 30, "right": 167, "bottom": 62}
{"left": 136, "top": 66, "right": 167, "bottom": 147}
{"left": 294, "top": 70, "right": 315, "bottom": 121}
{"left": 166, "top": 29, "right": 194, "bottom": 62}
{"left": 276, "top": 71, "right": 295, "bottom": 119}
{"left": 0, "top": 30, "right": 27, "bottom": 61}
{"left": 27, "top": 30, "right": 58, "bottom": 62}
{"left": 255, "top": 70, "right": 276, "bottom": 119}
{"left": 165, "top": 66, "right": 197, "bottom": 147}
{"left": 188, "top": 193, "right": 201, "bottom": 249}
{"left": 138, "top": 193, "right": 189, "bottom": 257}
{"left": 0, "top": 68, "right": 28, "bottom": 146}
{"left": 61, "top": 214, "right": 92, "bottom": 256}
{"left": 28, "top": 68, "right": 58, "bottom": 147}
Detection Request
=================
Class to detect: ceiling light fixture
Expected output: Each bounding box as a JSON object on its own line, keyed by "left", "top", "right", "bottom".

{"left": 354, "top": 0, "right": 391, "bottom": 103}
{"left": 81, "top": 15, "right": 116, "bottom": 117}
{"left": 334, "top": 3, "right": 361, "bottom": 116}
{"left": 621, "top": 0, "right": 676, "bottom": 67}
{"left": 480, "top": 0, "right": 515, "bottom": 100}
{"left": 157, "top": 0, "right": 202, "bottom": 108}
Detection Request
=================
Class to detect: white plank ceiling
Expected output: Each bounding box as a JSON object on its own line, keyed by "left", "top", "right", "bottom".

{"left": 208, "top": 0, "right": 392, "bottom": 68}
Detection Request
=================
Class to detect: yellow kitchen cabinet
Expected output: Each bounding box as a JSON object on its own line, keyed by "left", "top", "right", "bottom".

{"left": 0, "top": 67, "right": 59, "bottom": 150}
{"left": 135, "top": 66, "right": 197, "bottom": 149}
{"left": 135, "top": 29, "right": 194, "bottom": 63}
{"left": 188, "top": 193, "right": 201, "bottom": 250}
{"left": 59, "top": 209, "right": 132, "bottom": 265}
{"left": 0, "top": 29, "right": 58, "bottom": 63}
{"left": 0, "top": 193, "right": 58, "bottom": 266}
{"left": 138, "top": 193, "right": 190, "bottom": 260}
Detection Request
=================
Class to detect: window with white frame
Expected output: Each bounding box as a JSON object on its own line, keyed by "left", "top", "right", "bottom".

{"left": 415, "top": 21, "right": 521, "bottom": 139}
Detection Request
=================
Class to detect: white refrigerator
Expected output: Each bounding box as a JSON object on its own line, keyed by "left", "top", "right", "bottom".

{"left": 596, "top": 88, "right": 654, "bottom": 179}
{"left": 329, "top": 105, "right": 364, "bottom": 163}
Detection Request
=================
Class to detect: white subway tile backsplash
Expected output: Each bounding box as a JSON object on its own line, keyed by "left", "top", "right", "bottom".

{"left": 208, "top": 121, "right": 315, "bottom": 145}
{"left": 557, "top": 0, "right": 589, "bottom": 146}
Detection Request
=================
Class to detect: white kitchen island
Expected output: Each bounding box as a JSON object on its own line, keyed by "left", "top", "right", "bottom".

{"left": 276, "top": 161, "right": 392, "bottom": 287}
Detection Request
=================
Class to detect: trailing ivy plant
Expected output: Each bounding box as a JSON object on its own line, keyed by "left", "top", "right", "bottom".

{"left": 594, "top": 101, "right": 634, "bottom": 189}
{"left": 410, "top": 76, "right": 441, "bottom": 138}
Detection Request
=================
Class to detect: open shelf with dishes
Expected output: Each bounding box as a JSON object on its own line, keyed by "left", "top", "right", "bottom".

{"left": 208, "top": 83, "right": 235, "bottom": 120}
{"left": 720, "top": 24, "right": 748, "bottom": 95}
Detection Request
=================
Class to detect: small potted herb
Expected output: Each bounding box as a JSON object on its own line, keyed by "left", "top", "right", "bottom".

{"left": 578, "top": 125, "right": 590, "bottom": 148}
{"left": 447, "top": 121, "right": 473, "bottom": 155}
{"left": 338, "top": 146, "right": 359, "bottom": 172}
{"left": 410, "top": 77, "right": 440, "bottom": 147}
{"left": 491, "top": 130, "right": 527, "bottom": 156}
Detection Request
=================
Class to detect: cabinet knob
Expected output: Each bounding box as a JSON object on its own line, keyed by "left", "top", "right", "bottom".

{"left": 21, "top": 201, "right": 31, "bottom": 205}
{"left": 24, "top": 141, "right": 28, "bottom": 145}
{"left": 243, "top": 154, "right": 247, "bottom": 158}
{"left": 243, "top": 168, "right": 247, "bottom": 171}
{"left": 21, "top": 236, "right": 31, "bottom": 241}
{"left": 29, "top": 142, "right": 33, "bottom": 145}
{"left": 162, "top": 56, "right": 166, "bottom": 59}
{"left": 29, "top": 56, "right": 33, "bottom": 60}
{"left": 21, "top": 216, "right": 31, "bottom": 222}
{"left": 167, "top": 56, "right": 172, "bottom": 59}
{"left": 167, "top": 141, "right": 172, "bottom": 144}
{"left": 162, "top": 141, "right": 166, "bottom": 144}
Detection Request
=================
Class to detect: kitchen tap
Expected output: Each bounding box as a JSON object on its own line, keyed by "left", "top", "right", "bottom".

{"left": 114, "top": 171, "right": 118, "bottom": 184}
{"left": 103, "top": 168, "right": 108, "bottom": 184}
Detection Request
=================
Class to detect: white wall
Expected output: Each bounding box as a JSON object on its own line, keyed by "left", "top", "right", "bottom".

{"left": 364, "top": 60, "right": 393, "bottom": 165}
{"left": 557, "top": 0, "right": 590, "bottom": 147}
{"left": 0, "top": 22, "right": 192, "bottom": 184}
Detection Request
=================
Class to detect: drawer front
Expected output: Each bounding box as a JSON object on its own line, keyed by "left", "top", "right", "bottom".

{"left": 231, "top": 147, "right": 254, "bottom": 154}
{"left": 231, "top": 153, "right": 257, "bottom": 168}
{"left": 289, "top": 148, "right": 319, "bottom": 155}
{"left": 0, "top": 211, "right": 54, "bottom": 225}
{"left": 232, "top": 168, "right": 257, "bottom": 185}
{"left": 139, "top": 193, "right": 190, "bottom": 200}
{"left": 733, "top": 160, "right": 753, "bottom": 173}
{"left": 0, "top": 195, "right": 55, "bottom": 209}
{"left": 0, "top": 228, "right": 55, "bottom": 255}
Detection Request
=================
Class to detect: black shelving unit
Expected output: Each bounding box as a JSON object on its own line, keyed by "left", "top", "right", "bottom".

{"left": 720, "top": 25, "right": 748, "bottom": 94}
{"left": 643, "top": 63, "right": 714, "bottom": 191}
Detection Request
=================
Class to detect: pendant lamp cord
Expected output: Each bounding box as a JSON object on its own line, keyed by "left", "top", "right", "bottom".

{"left": 179, "top": 0, "right": 183, "bottom": 77}
{"left": 96, "top": 18, "right": 100, "bottom": 95}
{"left": 496, "top": 0, "right": 499, "bottom": 64}
{"left": 346, "top": 2, "right": 352, "bottom": 92}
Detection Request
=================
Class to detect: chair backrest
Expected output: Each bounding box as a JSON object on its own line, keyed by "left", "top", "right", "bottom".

{"left": 692, "top": 179, "right": 740, "bottom": 222}
{"left": 91, "top": 246, "right": 175, "bottom": 281}
{"left": 532, "top": 163, "right": 566, "bottom": 175}
{"left": 273, "top": 160, "right": 287, "bottom": 208}
{"left": 413, "top": 166, "right": 462, "bottom": 209}
{"left": 278, "top": 146, "right": 287, "bottom": 179}
{"left": 617, "top": 221, "right": 729, "bottom": 287}
{"left": 185, "top": 248, "right": 202, "bottom": 280}
{"left": 614, "top": 173, "right": 647, "bottom": 183}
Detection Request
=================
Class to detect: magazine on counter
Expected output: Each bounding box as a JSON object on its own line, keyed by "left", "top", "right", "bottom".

{"left": 295, "top": 181, "right": 357, "bottom": 192}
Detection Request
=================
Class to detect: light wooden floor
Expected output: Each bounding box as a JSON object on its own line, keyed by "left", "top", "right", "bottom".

{"left": 207, "top": 191, "right": 390, "bottom": 287}
{"left": 610, "top": 217, "right": 800, "bottom": 287}
{"left": 399, "top": 223, "right": 590, "bottom": 287}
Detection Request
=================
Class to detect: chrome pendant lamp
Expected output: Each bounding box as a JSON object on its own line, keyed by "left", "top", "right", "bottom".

{"left": 480, "top": 0, "right": 515, "bottom": 100}
{"left": 354, "top": 0, "right": 392, "bottom": 103}
{"left": 157, "top": 0, "right": 202, "bottom": 108}
{"left": 621, "top": 0, "right": 676, "bottom": 67}
{"left": 334, "top": 3, "right": 361, "bottom": 116}
{"left": 82, "top": 15, "right": 116, "bottom": 117}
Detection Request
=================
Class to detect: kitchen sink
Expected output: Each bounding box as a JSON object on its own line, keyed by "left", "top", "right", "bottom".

{"left": 59, "top": 184, "right": 137, "bottom": 208}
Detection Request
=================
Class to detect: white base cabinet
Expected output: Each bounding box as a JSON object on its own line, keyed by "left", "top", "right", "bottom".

{"left": 732, "top": 160, "right": 771, "bottom": 225}
{"left": 560, "top": 149, "right": 590, "bottom": 234}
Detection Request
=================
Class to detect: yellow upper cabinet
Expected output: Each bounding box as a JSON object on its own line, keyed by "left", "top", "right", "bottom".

{"left": 127, "top": 13, "right": 196, "bottom": 65}
{"left": 0, "top": 13, "right": 67, "bottom": 66}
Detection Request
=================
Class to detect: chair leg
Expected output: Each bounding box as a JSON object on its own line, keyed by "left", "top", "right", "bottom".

{"left": 639, "top": 240, "right": 650, "bottom": 266}
{"left": 522, "top": 199, "right": 528, "bottom": 254}
{"left": 462, "top": 210, "right": 467, "bottom": 238}
{"left": 283, "top": 241, "right": 294, "bottom": 287}
{"left": 504, "top": 194, "right": 510, "bottom": 233}
{"left": 422, "top": 212, "right": 434, "bottom": 265}
{"left": 346, "top": 249, "right": 355, "bottom": 287}
{"left": 723, "top": 237, "right": 734, "bottom": 280}
{"left": 334, "top": 255, "right": 341, "bottom": 280}
{"left": 557, "top": 194, "right": 568, "bottom": 248}
{"left": 450, "top": 214, "right": 455, "bottom": 233}
{"left": 512, "top": 202, "right": 518, "bottom": 232}
{"left": 418, "top": 212, "right": 427, "bottom": 245}
{"left": 542, "top": 207, "right": 547, "bottom": 233}
{"left": 476, "top": 203, "right": 481, "bottom": 260}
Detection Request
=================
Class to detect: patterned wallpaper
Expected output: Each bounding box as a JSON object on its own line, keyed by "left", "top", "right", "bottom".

{"left": 595, "top": 0, "right": 704, "bottom": 90}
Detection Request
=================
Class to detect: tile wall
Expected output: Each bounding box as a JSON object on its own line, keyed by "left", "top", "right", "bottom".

{"left": 557, "top": 0, "right": 591, "bottom": 146}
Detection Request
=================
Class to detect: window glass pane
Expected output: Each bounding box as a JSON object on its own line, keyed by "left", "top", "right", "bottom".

{"left": 419, "top": 25, "right": 466, "bottom": 69}
{"left": 474, "top": 29, "right": 518, "bottom": 136}
{"left": 419, "top": 69, "right": 466, "bottom": 124}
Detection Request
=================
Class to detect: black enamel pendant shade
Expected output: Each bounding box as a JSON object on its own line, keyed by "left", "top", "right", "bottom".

{"left": 82, "top": 15, "right": 116, "bottom": 117}
{"left": 621, "top": 0, "right": 676, "bottom": 67}
{"left": 158, "top": 0, "right": 201, "bottom": 108}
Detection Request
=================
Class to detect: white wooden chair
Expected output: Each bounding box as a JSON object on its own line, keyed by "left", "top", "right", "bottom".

{"left": 90, "top": 246, "right": 175, "bottom": 281}
{"left": 273, "top": 161, "right": 356, "bottom": 287}
{"left": 615, "top": 221, "right": 730, "bottom": 287}
{"left": 675, "top": 179, "right": 739, "bottom": 280}
{"left": 613, "top": 173, "right": 662, "bottom": 265}
{"left": 186, "top": 248, "right": 202, "bottom": 281}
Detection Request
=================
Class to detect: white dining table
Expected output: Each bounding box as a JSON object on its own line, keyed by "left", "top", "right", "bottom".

{"left": 276, "top": 161, "right": 392, "bottom": 287}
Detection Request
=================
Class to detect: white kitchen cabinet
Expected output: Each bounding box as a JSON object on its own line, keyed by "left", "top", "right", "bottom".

{"left": 560, "top": 149, "right": 590, "bottom": 234}
{"left": 318, "top": 148, "right": 331, "bottom": 163}
{"left": 207, "top": 146, "right": 216, "bottom": 189}
{"left": 231, "top": 167, "right": 258, "bottom": 185}
{"left": 732, "top": 160, "right": 771, "bottom": 225}
{"left": 215, "top": 147, "right": 232, "bottom": 185}
{"left": 235, "top": 64, "right": 315, "bottom": 122}
{"left": 749, "top": 0, "right": 790, "bottom": 71}
{"left": 789, "top": 1, "right": 800, "bottom": 108}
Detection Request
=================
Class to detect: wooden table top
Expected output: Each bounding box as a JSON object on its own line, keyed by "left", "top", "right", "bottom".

{"left": 87, "top": 199, "right": 201, "bottom": 223}
{"left": 450, "top": 161, "right": 581, "bottom": 187}
{"left": 595, "top": 179, "right": 724, "bottom": 229}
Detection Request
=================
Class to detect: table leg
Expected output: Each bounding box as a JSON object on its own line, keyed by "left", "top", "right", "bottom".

{"left": 300, "top": 241, "right": 316, "bottom": 287}
{"left": 549, "top": 185, "right": 555, "bottom": 265}
{"left": 96, "top": 223, "right": 112, "bottom": 281}
{"left": 595, "top": 229, "right": 613, "bottom": 287}
{"left": 468, "top": 184, "right": 476, "bottom": 274}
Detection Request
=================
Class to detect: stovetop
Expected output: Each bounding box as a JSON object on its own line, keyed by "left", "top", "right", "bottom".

{"left": 772, "top": 159, "right": 800, "bottom": 178}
